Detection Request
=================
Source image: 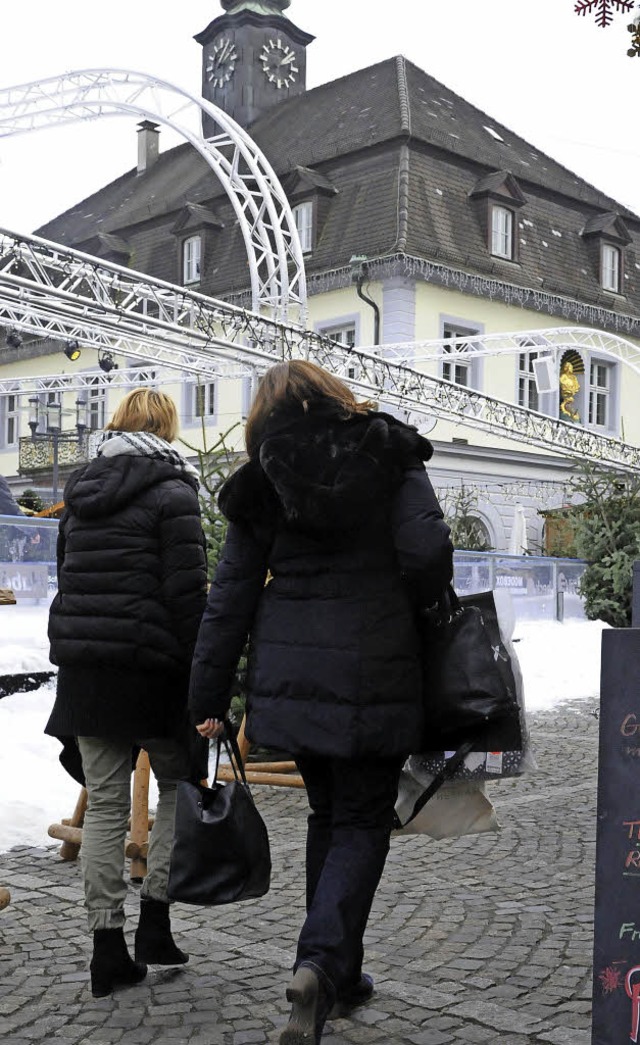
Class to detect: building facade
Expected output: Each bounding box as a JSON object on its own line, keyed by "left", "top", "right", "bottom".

{"left": 2, "top": 0, "right": 640, "bottom": 551}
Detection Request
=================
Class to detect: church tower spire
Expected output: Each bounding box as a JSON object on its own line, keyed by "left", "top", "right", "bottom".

{"left": 196, "top": 0, "right": 314, "bottom": 132}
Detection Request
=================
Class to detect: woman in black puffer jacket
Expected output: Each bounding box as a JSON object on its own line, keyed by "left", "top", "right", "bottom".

{"left": 189, "top": 361, "right": 453, "bottom": 1045}
{"left": 47, "top": 388, "right": 208, "bottom": 999}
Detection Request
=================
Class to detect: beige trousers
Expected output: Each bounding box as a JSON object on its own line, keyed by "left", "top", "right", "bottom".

{"left": 77, "top": 736, "right": 191, "bottom": 932}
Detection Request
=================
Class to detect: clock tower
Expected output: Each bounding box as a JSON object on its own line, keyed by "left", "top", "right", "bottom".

{"left": 195, "top": 0, "right": 315, "bottom": 134}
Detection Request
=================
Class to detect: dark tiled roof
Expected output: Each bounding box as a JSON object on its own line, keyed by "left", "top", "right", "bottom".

{"left": 37, "top": 55, "right": 640, "bottom": 320}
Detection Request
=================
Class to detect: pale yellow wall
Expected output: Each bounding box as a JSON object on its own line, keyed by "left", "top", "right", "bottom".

{"left": 412, "top": 282, "right": 640, "bottom": 451}
{"left": 0, "top": 349, "right": 246, "bottom": 483}
{"left": 298, "top": 278, "right": 640, "bottom": 458}
{"left": 2, "top": 276, "right": 640, "bottom": 482}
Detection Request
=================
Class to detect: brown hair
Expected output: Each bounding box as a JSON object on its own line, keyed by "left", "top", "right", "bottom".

{"left": 106, "top": 388, "right": 178, "bottom": 443}
{"left": 245, "top": 360, "right": 374, "bottom": 458}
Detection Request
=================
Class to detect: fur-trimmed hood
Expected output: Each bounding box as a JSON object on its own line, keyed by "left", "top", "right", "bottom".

{"left": 219, "top": 403, "right": 433, "bottom": 533}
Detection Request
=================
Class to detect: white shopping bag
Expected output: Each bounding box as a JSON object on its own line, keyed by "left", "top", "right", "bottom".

{"left": 393, "top": 767, "right": 499, "bottom": 839}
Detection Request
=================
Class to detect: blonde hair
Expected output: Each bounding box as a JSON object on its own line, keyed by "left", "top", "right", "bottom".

{"left": 106, "top": 388, "right": 178, "bottom": 443}
{"left": 245, "top": 360, "right": 374, "bottom": 458}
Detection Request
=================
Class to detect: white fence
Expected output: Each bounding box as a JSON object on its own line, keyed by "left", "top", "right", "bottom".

{"left": 454, "top": 550, "right": 586, "bottom": 622}
{"left": 0, "top": 515, "right": 587, "bottom": 620}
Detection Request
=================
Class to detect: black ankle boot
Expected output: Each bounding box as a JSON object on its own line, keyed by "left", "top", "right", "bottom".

{"left": 90, "top": 927, "right": 147, "bottom": 998}
{"left": 280, "top": 965, "right": 333, "bottom": 1045}
{"left": 134, "top": 896, "right": 188, "bottom": 966}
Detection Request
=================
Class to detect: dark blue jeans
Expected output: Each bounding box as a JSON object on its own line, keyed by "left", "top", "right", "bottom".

{"left": 294, "top": 755, "right": 404, "bottom": 996}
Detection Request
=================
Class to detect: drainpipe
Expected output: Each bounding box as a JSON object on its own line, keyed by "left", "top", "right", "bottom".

{"left": 350, "top": 255, "right": 380, "bottom": 346}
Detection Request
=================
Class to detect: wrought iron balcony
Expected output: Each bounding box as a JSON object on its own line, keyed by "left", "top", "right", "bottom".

{"left": 18, "top": 432, "right": 89, "bottom": 475}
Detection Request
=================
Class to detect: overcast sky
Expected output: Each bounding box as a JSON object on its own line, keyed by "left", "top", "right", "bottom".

{"left": 0, "top": 0, "right": 639, "bottom": 235}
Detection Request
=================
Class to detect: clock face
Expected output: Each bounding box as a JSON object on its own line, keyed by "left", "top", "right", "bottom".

{"left": 259, "top": 38, "right": 298, "bottom": 89}
{"left": 206, "top": 37, "right": 238, "bottom": 88}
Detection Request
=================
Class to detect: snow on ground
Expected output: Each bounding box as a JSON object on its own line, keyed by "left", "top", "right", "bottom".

{"left": 513, "top": 618, "right": 609, "bottom": 710}
{"left": 0, "top": 602, "right": 609, "bottom": 854}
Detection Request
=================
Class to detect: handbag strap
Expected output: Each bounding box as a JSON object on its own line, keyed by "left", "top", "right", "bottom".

{"left": 394, "top": 738, "right": 475, "bottom": 830}
{"left": 211, "top": 721, "right": 251, "bottom": 790}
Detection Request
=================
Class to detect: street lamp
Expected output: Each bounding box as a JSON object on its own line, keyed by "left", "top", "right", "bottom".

{"left": 27, "top": 396, "right": 88, "bottom": 503}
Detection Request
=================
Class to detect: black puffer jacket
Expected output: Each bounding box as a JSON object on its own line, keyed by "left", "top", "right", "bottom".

{"left": 189, "top": 403, "right": 453, "bottom": 759}
{"left": 47, "top": 454, "right": 207, "bottom": 739}
{"left": 0, "top": 475, "right": 22, "bottom": 516}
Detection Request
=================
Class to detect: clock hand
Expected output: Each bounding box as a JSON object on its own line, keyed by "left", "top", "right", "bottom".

{"left": 280, "top": 52, "right": 296, "bottom": 65}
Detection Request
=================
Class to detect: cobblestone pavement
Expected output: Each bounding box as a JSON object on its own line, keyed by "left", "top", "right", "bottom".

{"left": 0, "top": 701, "right": 598, "bottom": 1045}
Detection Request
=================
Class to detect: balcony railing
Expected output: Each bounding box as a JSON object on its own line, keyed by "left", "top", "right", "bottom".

{"left": 18, "top": 433, "right": 90, "bottom": 475}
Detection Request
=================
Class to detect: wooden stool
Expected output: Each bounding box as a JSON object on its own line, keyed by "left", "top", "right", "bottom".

{"left": 217, "top": 717, "right": 304, "bottom": 788}
{"left": 48, "top": 718, "right": 305, "bottom": 878}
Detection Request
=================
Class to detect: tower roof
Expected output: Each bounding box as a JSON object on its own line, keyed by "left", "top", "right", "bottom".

{"left": 220, "top": 0, "right": 291, "bottom": 14}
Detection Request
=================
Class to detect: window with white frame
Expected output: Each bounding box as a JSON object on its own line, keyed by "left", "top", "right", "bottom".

{"left": 491, "top": 205, "right": 514, "bottom": 259}
{"left": 518, "top": 352, "right": 539, "bottom": 412}
{"left": 321, "top": 323, "right": 356, "bottom": 349}
{"left": 3, "top": 394, "right": 19, "bottom": 447}
{"left": 318, "top": 323, "right": 357, "bottom": 378}
{"left": 601, "top": 243, "right": 621, "bottom": 293}
{"left": 183, "top": 235, "right": 202, "bottom": 285}
{"left": 293, "top": 202, "right": 313, "bottom": 254}
{"left": 87, "top": 377, "right": 106, "bottom": 431}
{"left": 588, "top": 361, "right": 612, "bottom": 428}
{"left": 194, "top": 381, "right": 216, "bottom": 420}
{"left": 442, "top": 325, "right": 475, "bottom": 386}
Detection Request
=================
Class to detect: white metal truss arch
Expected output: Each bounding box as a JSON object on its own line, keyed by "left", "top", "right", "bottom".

{"left": 2, "top": 230, "right": 640, "bottom": 473}
{"left": 0, "top": 68, "right": 306, "bottom": 322}
{"left": 381, "top": 326, "right": 640, "bottom": 376}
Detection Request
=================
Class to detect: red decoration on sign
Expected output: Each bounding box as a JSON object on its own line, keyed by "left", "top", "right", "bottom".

{"left": 599, "top": 964, "right": 623, "bottom": 993}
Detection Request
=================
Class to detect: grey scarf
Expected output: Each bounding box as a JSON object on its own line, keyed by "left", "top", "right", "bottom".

{"left": 96, "top": 430, "right": 200, "bottom": 486}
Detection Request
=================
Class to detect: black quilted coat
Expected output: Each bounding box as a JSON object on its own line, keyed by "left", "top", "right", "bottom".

{"left": 46, "top": 454, "right": 208, "bottom": 740}
{"left": 189, "top": 402, "right": 453, "bottom": 759}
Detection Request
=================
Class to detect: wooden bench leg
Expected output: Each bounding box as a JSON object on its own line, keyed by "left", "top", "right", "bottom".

{"left": 129, "top": 750, "right": 150, "bottom": 883}
{"left": 53, "top": 787, "right": 88, "bottom": 861}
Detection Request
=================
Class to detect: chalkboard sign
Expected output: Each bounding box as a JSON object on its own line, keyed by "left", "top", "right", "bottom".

{"left": 592, "top": 628, "right": 640, "bottom": 1044}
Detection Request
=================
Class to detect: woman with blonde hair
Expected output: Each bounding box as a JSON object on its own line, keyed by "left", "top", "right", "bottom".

{"left": 189, "top": 360, "right": 453, "bottom": 1044}
{"left": 47, "top": 387, "right": 208, "bottom": 997}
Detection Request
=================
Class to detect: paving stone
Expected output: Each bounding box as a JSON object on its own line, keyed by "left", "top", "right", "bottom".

{"left": 0, "top": 703, "right": 601, "bottom": 1044}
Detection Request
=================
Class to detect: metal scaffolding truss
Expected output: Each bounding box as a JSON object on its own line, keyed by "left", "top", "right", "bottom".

{"left": 1, "top": 228, "right": 640, "bottom": 471}
{"left": 383, "top": 326, "right": 640, "bottom": 376}
{"left": 0, "top": 68, "right": 306, "bottom": 322}
{"left": 0, "top": 365, "right": 249, "bottom": 398}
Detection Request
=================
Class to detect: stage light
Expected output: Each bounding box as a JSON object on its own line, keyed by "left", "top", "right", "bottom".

{"left": 64, "top": 340, "right": 81, "bottom": 362}
{"left": 98, "top": 350, "right": 118, "bottom": 373}
{"left": 6, "top": 329, "right": 22, "bottom": 349}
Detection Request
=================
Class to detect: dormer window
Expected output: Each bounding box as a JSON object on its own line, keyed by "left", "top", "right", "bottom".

{"left": 183, "top": 235, "right": 201, "bottom": 285}
{"left": 293, "top": 202, "right": 313, "bottom": 254}
{"left": 601, "top": 243, "right": 621, "bottom": 293}
{"left": 469, "top": 171, "right": 526, "bottom": 264}
{"left": 581, "top": 212, "right": 630, "bottom": 296}
{"left": 172, "top": 203, "right": 223, "bottom": 290}
{"left": 491, "top": 205, "right": 514, "bottom": 260}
